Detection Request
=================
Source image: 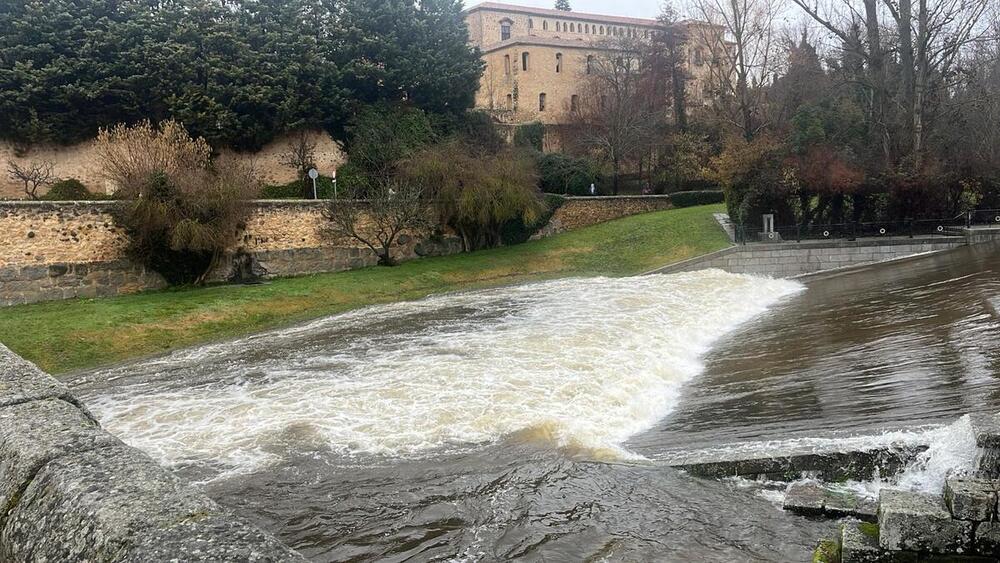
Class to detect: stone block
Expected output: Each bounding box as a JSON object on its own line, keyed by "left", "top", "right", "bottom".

{"left": 945, "top": 478, "right": 997, "bottom": 521}
{"left": 0, "top": 398, "right": 119, "bottom": 523}
{"left": 0, "top": 344, "right": 75, "bottom": 408}
{"left": 1, "top": 444, "right": 305, "bottom": 562}
{"left": 878, "top": 488, "right": 972, "bottom": 553}
{"left": 969, "top": 413, "right": 1000, "bottom": 448}
{"left": 840, "top": 522, "right": 915, "bottom": 563}
{"left": 975, "top": 521, "right": 1000, "bottom": 557}
{"left": 784, "top": 482, "right": 826, "bottom": 515}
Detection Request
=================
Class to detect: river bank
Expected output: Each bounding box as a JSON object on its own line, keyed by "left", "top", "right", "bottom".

{"left": 0, "top": 204, "right": 728, "bottom": 374}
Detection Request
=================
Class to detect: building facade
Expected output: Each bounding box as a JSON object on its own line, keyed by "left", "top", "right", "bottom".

{"left": 464, "top": 2, "right": 727, "bottom": 126}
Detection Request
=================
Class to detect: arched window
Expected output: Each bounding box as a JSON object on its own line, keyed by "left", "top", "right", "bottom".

{"left": 555, "top": 53, "right": 562, "bottom": 73}
{"left": 539, "top": 93, "right": 547, "bottom": 112}
{"left": 543, "top": 20, "right": 548, "bottom": 30}
{"left": 571, "top": 95, "right": 579, "bottom": 112}
{"left": 506, "top": 93, "right": 513, "bottom": 109}
{"left": 522, "top": 51, "right": 529, "bottom": 71}
{"left": 500, "top": 19, "right": 512, "bottom": 41}
{"left": 600, "top": 26, "right": 604, "bottom": 35}
{"left": 569, "top": 23, "right": 575, "bottom": 32}
{"left": 555, "top": 21, "right": 561, "bottom": 32}
{"left": 504, "top": 54, "right": 511, "bottom": 75}
{"left": 528, "top": 18, "right": 533, "bottom": 29}
{"left": 586, "top": 55, "right": 594, "bottom": 74}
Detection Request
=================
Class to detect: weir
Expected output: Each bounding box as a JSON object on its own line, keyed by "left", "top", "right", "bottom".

{"left": 0, "top": 344, "right": 305, "bottom": 561}
{"left": 666, "top": 413, "right": 1000, "bottom": 562}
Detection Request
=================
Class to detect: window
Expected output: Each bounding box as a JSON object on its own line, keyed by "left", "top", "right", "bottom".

{"left": 555, "top": 53, "right": 562, "bottom": 73}
{"left": 539, "top": 93, "right": 547, "bottom": 111}
{"left": 528, "top": 18, "right": 533, "bottom": 29}
{"left": 586, "top": 55, "right": 594, "bottom": 74}
{"left": 504, "top": 54, "right": 510, "bottom": 75}
{"left": 569, "top": 23, "right": 575, "bottom": 32}
{"left": 500, "top": 20, "right": 511, "bottom": 41}
{"left": 556, "top": 21, "right": 561, "bottom": 32}
{"left": 543, "top": 20, "right": 548, "bottom": 30}
{"left": 600, "top": 26, "right": 604, "bottom": 35}
{"left": 506, "top": 93, "right": 513, "bottom": 109}
{"left": 571, "top": 94, "right": 579, "bottom": 112}
{"left": 522, "top": 51, "right": 529, "bottom": 71}
{"left": 694, "top": 48, "right": 705, "bottom": 66}
{"left": 585, "top": 24, "right": 589, "bottom": 33}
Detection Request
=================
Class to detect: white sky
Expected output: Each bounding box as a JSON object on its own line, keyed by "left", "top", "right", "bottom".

{"left": 462, "top": 0, "right": 668, "bottom": 20}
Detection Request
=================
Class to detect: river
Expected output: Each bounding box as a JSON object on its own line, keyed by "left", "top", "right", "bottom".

{"left": 69, "top": 243, "right": 1000, "bottom": 561}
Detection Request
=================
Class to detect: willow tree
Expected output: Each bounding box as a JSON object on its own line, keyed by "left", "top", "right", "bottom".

{"left": 404, "top": 141, "right": 542, "bottom": 250}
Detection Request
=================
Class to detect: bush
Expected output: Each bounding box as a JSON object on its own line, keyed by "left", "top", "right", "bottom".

{"left": 96, "top": 120, "right": 261, "bottom": 285}
{"left": 513, "top": 122, "right": 544, "bottom": 152}
{"left": 537, "top": 153, "right": 603, "bottom": 196}
{"left": 501, "top": 193, "right": 565, "bottom": 245}
{"left": 669, "top": 190, "right": 725, "bottom": 208}
{"left": 42, "top": 178, "right": 97, "bottom": 201}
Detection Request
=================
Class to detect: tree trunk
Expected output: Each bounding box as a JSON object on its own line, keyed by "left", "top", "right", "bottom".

{"left": 912, "top": 0, "right": 928, "bottom": 168}
{"left": 864, "top": 0, "right": 892, "bottom": 168}
{"left": 898, "top": 0, "right": 915, "bottom": 136}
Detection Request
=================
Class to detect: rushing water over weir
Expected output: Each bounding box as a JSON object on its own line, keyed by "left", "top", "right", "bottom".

{"left": 72, "top": 244, "right": 1000, "bottom": 562}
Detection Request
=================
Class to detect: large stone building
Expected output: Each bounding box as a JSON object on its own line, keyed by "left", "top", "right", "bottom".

{"left": 464, "top": 2, "right": 727, "bottom": 126}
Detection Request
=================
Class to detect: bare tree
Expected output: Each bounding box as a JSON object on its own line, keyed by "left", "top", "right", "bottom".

{"left": 570, "top": 36, "right": 657, "bottom": 194}
{"left": 789, "top": 0, "right": 995, "bottom": 169}
{"left": 691, "top": 0, "right": 782, "bottom": 140}
{"left": 7, "top": 160, "right": 56, "bottom": 200}
{"left": 279, "top": 131, "right": 318, "bottom": 198}
{"left": 324, "top": 180, "right": 428, "bottom": 266}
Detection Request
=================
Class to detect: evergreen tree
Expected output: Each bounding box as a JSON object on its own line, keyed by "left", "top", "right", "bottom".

{"left": 555, "top": 0, "right": 572, "bottom": 11}
{"left": 0, "top": 0, "right": 482, "bottom": 149}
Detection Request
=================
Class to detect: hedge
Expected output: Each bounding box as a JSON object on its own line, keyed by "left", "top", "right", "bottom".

{"left": 670, "top": 190, "right": 725, "bottom": 208}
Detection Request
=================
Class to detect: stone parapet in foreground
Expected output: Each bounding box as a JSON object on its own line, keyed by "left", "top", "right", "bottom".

{"left": 0, "top": 343, "right": 305, "bottom": 562}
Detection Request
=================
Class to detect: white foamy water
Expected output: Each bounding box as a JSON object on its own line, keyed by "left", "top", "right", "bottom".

{"left": 83, "top": 270, "right": 803, "bottom": 475}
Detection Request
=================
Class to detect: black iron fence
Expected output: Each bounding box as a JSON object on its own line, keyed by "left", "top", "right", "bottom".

{"left": 735, "top": 209, "right": 1000, "bottom": 244}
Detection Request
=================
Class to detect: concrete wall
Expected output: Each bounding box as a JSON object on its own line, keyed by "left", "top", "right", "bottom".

{"left": 0, "top": 200, "right": 462, "bottom": 306}
{"left": 653, "top": 237, "right": 969, "bottom": 278}
{"left": 534, "top": 195, "right": 674, "bottom": 237}
{"left": 0, "top": 343, "right": 304, "bottom": 561}
{"left": 0, "top": 130, "right": 345, "bottom": 199}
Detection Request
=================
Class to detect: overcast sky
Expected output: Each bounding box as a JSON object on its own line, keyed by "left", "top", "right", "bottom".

{"left": 462, "top": 0, "right": 668, "bottom": 20}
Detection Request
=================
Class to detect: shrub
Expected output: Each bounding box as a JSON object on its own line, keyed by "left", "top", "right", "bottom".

{"left": 42, "top": 178, "right": 96, "bottom": 200}
{"left": 345, "top": 104, "right": 435, "bottom": 194}
{"left": 513, "top": 122, "right": 544, "bottom": 152}
{"left": 669, "top": 190, "right": 725, "bottom": 208}
{"left": 537, "top": 153, "right": 603, "bottom": 195}
{"left": 95, "top": 120, "right": 261, "bottom": 285}
{"left": 501, "top": 193, "right": 565, "bottom": 245}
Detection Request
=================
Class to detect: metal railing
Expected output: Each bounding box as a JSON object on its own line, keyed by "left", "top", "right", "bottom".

{"left": 735, "top": 210, "right": 1000, "bottom": 244}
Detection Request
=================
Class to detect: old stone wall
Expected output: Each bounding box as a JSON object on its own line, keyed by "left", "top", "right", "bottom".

{"left": 535, "top": 195, "right": 674, "bottom": 237}
{"left": 652, "top": 237, "right": 969, "bottom": 278}
{"left": 0, "top": 343, "right": 305, "bottom": 561}
{"left": 0, "top": 200, "right": 461, "bottom": 306}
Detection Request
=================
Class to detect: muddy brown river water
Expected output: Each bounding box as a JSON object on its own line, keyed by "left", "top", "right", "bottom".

{"left": 71, "top": 243, "right": 1000, "bottom": 561}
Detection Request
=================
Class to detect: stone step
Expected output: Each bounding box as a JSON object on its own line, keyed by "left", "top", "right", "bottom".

{"left": 782, "top": 482, "right": 877, "bottom": 522}
{"left": 667, "top": 444, "right": 926, "bottom": 482}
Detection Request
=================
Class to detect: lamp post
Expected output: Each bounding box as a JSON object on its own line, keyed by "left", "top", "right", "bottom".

{"left": 307, "top": 168, "right": 319, "bottom": 200}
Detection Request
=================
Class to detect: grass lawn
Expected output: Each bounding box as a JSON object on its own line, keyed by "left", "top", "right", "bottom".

{"left": 0, "top": 204, "right": 728, "bottom": 374}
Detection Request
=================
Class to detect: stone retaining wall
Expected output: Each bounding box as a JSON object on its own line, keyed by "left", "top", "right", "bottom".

{"left": 652, "top": 236, "right": 968, "bottom": 278}
{"left": 0, "top": 343, "right": 304, "bottom": 561}
{"left": 0, "top": 200, "right": 462, "bottom": 306}
{"left": 534, "top": 195, "right": 673, "bottom": 237}
{"left": 1, "top": 195, "right": 677, "bottom": 306}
